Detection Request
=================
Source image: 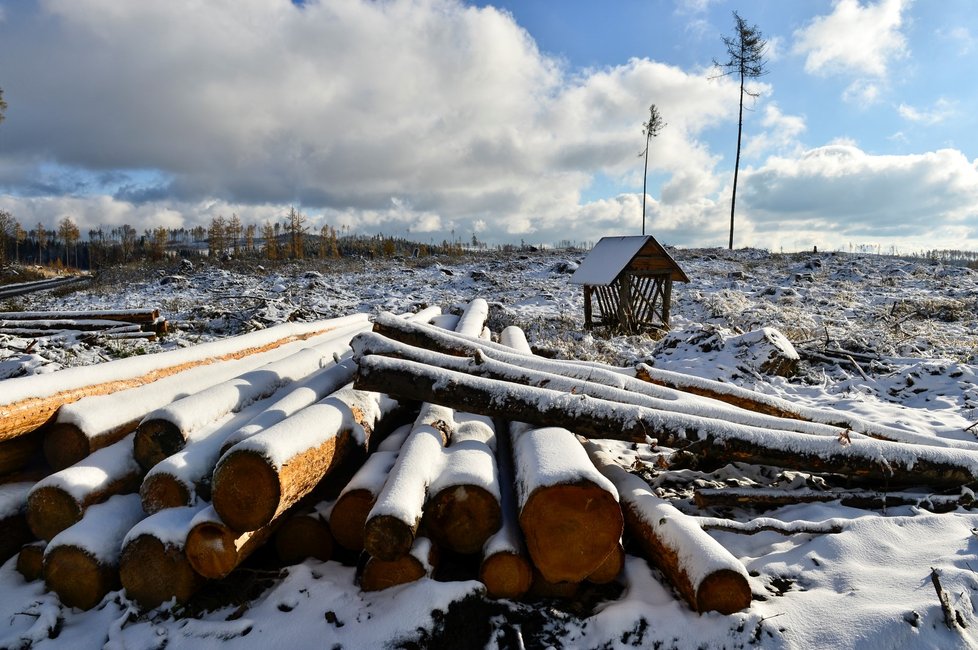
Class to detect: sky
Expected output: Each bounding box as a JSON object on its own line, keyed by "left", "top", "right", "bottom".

{"left": 0, "top": 0, "right": 976, "bottom": 253}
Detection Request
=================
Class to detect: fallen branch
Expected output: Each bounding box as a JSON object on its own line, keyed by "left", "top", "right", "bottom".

{"left": 694, "top": 486, "right": 974, "bottom": 513}
{"left": 694, "top": 515, "right": 847, "bottom": 536}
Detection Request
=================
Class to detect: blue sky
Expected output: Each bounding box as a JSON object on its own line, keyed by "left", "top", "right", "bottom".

{"left": 0, "top": 0, "right": 976, "bottom": 253}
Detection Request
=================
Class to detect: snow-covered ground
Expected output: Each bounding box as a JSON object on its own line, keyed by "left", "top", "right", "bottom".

{"left": 1, "top": 248, "right": 977, "bottom": 648}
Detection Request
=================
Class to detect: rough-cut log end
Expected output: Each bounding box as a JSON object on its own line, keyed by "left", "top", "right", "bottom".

{"left": 44, "top": 545, "right": 119, "bottom": 610}
{"left": 274, "top": 514, "right": 334, "bottom": 565}
{"left": 140, "top": 473, "right": 193, "bottom": 515}
{"left": 528, "top": 568, "right": 579, "bottom": 599}
{"left": 27, "top": 486, "right": 83, "bottom": 542}
{"left": 519, "top": 482, "right": 623, "bottom": 583}
{"left": 1, "top": 431, "right": 43, "bottom": 476}
{"left": 363, "top": 514, "right": 417, "bottom": 562}
{"left": 185, "top": 521, "right": 242, "bottom": 580}
{"left": 43, "top": 423, "right": 93, "bottom": 471}
{"left": 696, "top": 568, "right": 753, "bottom": 615}
{"left": 134, "top": 419, "right": 187, "bottom": 472}
{"left": 479, "top": 551, "right": 533, "bottom": 599}
{"left": 587, "top": 543, "right": 625, "bottom": 584}
{"left": 120, "top": 535, "right": 206, "bottom": 609}
{"left": 1, "top": 513, "right": 34, "bottom": 563}
{"left": 212, "top": 450, "right": 281, "bottom": 533}
{"left": 17, "top": 541, "right": 46, "bottom": 581}
{"left": 360, "top": 555, "right": 427, "bottom": 592}
{"left": 424, "top": 485, "right": 502, "bottom": 555}
{"left": 329, "top": 489, "right": 375, "bottom": 552}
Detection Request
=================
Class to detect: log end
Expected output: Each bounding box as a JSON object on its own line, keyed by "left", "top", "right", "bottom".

{"left": 140, "top": 473, "right": 193, "bottom": 515}
{"left": 44, "top": 544, "right": 118, "bottom": 611}
{"left": 696, "top": 569, "right": 752, "bottom": 615}
{"left": 360, "top": 552, "right": 428, "bottom": 592}
{"left": 328, "top": 490, "right": 375, "bottom": 552}
{"left": 363, "top": 514, "right": 417, "bottom": 562}
{"left": 520, "top": 481, "right": 624, "bottom": 583}
{"left": 0, "top": 514, "right": 34, "bottom": 563}
{"left": 212, "top": 450, "right": 281, "bottom": 533}
{"left": 274, "top": 514, "right": 334, "bottom": 565}
{"left": 185, "top": 521, "right": 240, "bottom": 580}
{"left": 134, "top": 419, "right": 187, "bottom": 472}
{"left": 528, "top": 567, "right": 580, "bottom": 600}
{"left": 120, "top": 535, "right": 205, "bottom": 609}
{"left": 424, "top": 485, "right": 502, "bottom": 555}
{"left": 587, "top": 543, "right": 625, "bottom": 585}
{"left": 27, "top": 485, "right": 82, "bottom": 542}
{"left": 479, "top": 551, "right": 533, "bottom": 600}
{"left": 16, "top": 541, "right": 46, "bottom": 582}
{"left": 43, "top": 423, "right": 93, "bottom": 471}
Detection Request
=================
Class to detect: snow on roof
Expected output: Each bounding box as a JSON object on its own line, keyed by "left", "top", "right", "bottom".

{"left": 569, "top": 235, "right": 687, "bottom": 285}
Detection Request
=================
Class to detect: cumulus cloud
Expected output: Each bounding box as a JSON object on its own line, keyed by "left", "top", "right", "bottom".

{"left": 898, "top": 98, "right": 957, "bottom": 125}
{"left": 793, "top": 0, "right": 909, "bottom": 105}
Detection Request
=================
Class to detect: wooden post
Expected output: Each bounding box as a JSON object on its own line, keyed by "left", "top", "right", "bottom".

{"left": 583, "top": 286, "right": 593, "bottom": 330}
{"left": 617, "top": 276, "right": 630, "bottom": 332}
{"left": 662, "top": 276, "right": 673, "bottom": 328}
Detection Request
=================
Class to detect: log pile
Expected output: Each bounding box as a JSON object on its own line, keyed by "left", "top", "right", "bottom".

{"left": 4, "top": 301, "right": 975, "bottom": 620}
{"left": 0, "top": 308, "right": 168, "bottom": 341}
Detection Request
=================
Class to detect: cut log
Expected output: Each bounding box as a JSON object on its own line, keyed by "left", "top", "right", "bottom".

{"left": 0, "top": 308, "right": 160, "bottom": 323}
{"left": 1, "top": 482, "right": 35, "bottom": 563}
{"left": 0, "top": 315, "right": 367, "bottom": 442}
{"left": 355, "top": 354, "right": 978, "bottom": 488}
{"left": 273, "top": 508, "right": 334, "bottom": 565}
{"left": 587, "top": 542, "right": 625, "bottom": 584}
{"left": 360, "top": 536, "right": 438, "bottom": 592}
{"left": 329, "top": 424, "right": 411, "bottom": 552}
{"left": 527, "top": 568, "right": 579, "bottom": 600}
{"left": 363, "top": 405, "right": 451, "bottom": 560}
{"left": 694, "top": 515, "right": 847, "bottom": 536}
{"left": 119, "top": 504, "right": 208, "bottom": 609}
{"left": 0, "top": 318, "right": 137, "bottom": 332}
{"left": 45, "top": 334, "right": 352, "bottom": 471}
{"left": 134, "top": 321, "right": 369, "bottom": 471}
{"left": 513, "top": 427, "right": 622, "bottom": 583}
{"left": 184, "top": 505, "right": 281, "bottom": 580}
{"left": 212, "top": 386, "right": 399, "bottom": 533}
{"left": 17, "top": 541, "right": 46, "bottom": 581}
{"left": 586, "top": 443, "right": 751, "bottom": 615}
{"left": 0, "top": 430, "right": 42, "bottom": 477}
{"left": 693, "top": 486, "right": 974, "bottom": 513}
{"left": 43, "top": 493, "right": 145, "bottom": 610}
{"left": 453, "top": 298, "right": 489, "bottom": 338}
{"left": 27, "top": 434, "right": 143, "bottom": 541}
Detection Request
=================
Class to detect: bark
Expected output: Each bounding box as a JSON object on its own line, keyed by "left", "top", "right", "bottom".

{"left": 17, "top": 541, "right": 45, "bottom": 582}
{"left": 1, "top": 318, "right": 359, "bottom": 441}
{"left": 273, "top": 510, "right": 334, "bottom": 565}
{"left": 355, "top": 354, "right": 978, "bottom": 488}
{"left": 513, "top": 427, "right": 623, "bottom": 583}
{"left": 212, "top": 387, "right": 398, "bottom": 532}
{"left": 586, "top": 443, "right": 752, "bottom": 614}
{"left": 360, "top": 536, "right": 438, "bottom": 592}
{"left": 27, "top": 434, "right": 143, "bottom": 541}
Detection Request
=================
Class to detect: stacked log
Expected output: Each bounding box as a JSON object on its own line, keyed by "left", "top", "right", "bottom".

{"left": 43, "top": 493, "right": 145, "bottom": 610}
{"left": 17, "top": 541, "right": 46, "bottom": 581}
{"left": 185, "top": 505, "right": 282, "bottom": 580}
{"left": 1, "top": 482, "right": 35, "bottom": 562}
{"left": 26, "top": 434, "right": 142, "bottom": 541}
{"left": 273, "top": 503, "right": 334, "bottom": 565}
{"left": 360, "top": 536, "right": 438, "bottom": 592}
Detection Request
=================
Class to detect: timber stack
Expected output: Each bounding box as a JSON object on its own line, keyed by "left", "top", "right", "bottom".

{"left": 3, "top": 302, "right": 975, "bottom": 618}
{"left": 0, "top": 308, "right": 168, "bottom": 341}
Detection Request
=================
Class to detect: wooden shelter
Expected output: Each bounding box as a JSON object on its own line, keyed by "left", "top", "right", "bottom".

{"left": 570, "top": 235, "right": 689, "bottom": 333}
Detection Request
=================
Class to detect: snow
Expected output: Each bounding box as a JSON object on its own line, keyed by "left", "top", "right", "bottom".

{"left": 44, "top": 493, "right": 144, "bottom": 565}
{"left": 0, "top": 481, "right": 32, "bottom": 520}
{"left": 512, "top": 427, "right": 617, "bottom": 499}
{"left": 3, "top": 249, "right": 978, "bottom": 647}
{"left": 568, "top": 235, "right": 653, "bottom": 286}
{"left": 123, "top": 503, "right": 208, "bottom": 549}
{"left": 30, "top": 434, "right": 140, "bottom": 503}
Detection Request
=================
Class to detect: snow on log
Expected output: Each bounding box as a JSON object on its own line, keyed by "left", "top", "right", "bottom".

{"left": 329, "top": 424, "right": 411, "bottom": 551}
{"left": 0, "top": 308, "right": 160, "bottom": 323}
{"left": 212, "top": 386, "right": 399, "bottom": 532}
{"left": 693, "top": 486, "right": 973, "bottom": 513}
{"left": 44, "top": 329, "right": 347, "bottom": 471}
{"left": 363, "top": 404, "right": 451, "bottom": 561}
{"left": 184, "top": 505, "right": 281, "bottom": 580}
{"left": 27, "top": 434, "right": 142, "bottom": 541}
{"left": 360, "top": 536, "right": 438, "bottom": 592}
{"left": 43, "top": 493, "right": 145, "bottom": 610}
{"left": 273, "top": 506, "right": 334, "bottom": 565}
{"left": 0, "top": 318, "right": 139, "bottom": 332}
{"left": 423, "top": 413, "right": 500, "bottom": 555}
{"left": 1, "top": 315, "right": 369, "bottom": 442}
{"left": 1, "top": 482, "right": 35, "bottom": 562}
{"left": 134, "top": 321, "right": 370, "bottom": 471}
{"left": 479, "top": 425, "right": 532, "bottom": 599}
{"left": 586, "top": 443, "right": 751, "bottom": 615}
{"left": 694, "top": 515, "right": 847, "bottom": 536}
{"left": 17, "top": 541, "right": 45, "bottom": 582}
{"left": 513, "top": 427, "right": 622, "bottom": 583}
{"left": 119, "top": 503, "right": 209, "bottom": 609}
{"left": 355, "top": 354, "right": 978, "bottom": 487}
{"left": 453, "top": 298, "right": 489, "bottom": 338}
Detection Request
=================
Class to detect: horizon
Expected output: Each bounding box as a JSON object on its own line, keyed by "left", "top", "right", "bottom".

{"left": 0, "top": 0, "right": 976, "bottom": 253}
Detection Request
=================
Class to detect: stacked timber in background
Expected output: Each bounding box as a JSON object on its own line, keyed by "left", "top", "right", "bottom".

{"left": 0, "top": 308, "right": 168, "bottom": 341}
{"left": 12, "top": 298, "right": 974, "bottom": 618}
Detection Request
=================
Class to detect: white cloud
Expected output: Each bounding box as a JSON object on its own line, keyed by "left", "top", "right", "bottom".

{"left": 898, "top": 98, "right": 957, "bottom": 125}
{"left": 744, "top": 103, "right": 806, "bottom": 158}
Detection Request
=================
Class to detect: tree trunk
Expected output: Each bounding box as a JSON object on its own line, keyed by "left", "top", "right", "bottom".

{"left": 27, "top": 434, "right": 143, "bottom": 541}
{"left": 273, "top": 509, "right": 334, "bottom": 565}
{"left": 185, "top": 506, "right": 280, "bottom": 580}
{"left": 587, "top": 443, "right": 751, "bottom": 614}
{"left": 423, "top": 445, "right": 501, "bottom": 555}
{"left": 729, "top": 70, "right": 745, "bottom": 250}
{"left": 360, "top": 536, "right": 438, "bottom": 592}
{"left": 212, "top": 387, "right": 398, "bottom": 532}
{"left": 513, "top": 427, "right": 622, "bottom": 583}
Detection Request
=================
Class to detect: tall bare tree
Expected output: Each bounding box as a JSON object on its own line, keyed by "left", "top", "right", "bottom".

{"left": 639, "top": 104, "right": 665, "bottom": 236}
{"left": 286, "top": 207, "right": 307, "bottom": 259}
{"left": 714, "top": 11, "right": 768, "bottom": 250}
{"left": 0, "top": 210, "right": 14, "bottom": 265}
{"left": 14, "top": 220, "right": 26, "bottom": 263}
{"left": 58, "top": 216, "right": 80, "bottom": 267}
{"left": 35, "top": 222, "right": 48, "bottom": 264}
